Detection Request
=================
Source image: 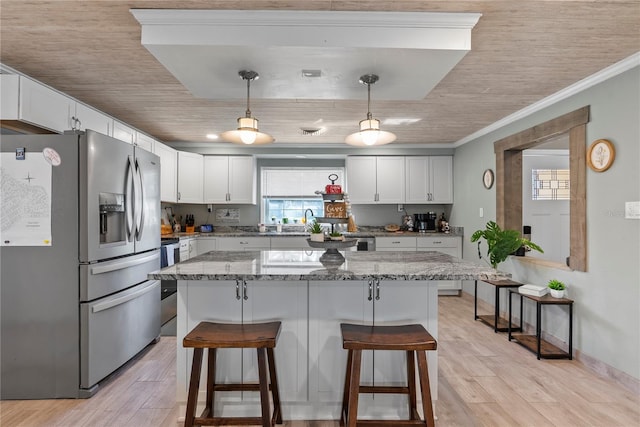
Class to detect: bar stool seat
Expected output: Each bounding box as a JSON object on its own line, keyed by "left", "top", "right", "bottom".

{"left": 182, "top": 321, "right": 283, "bottom": 427}
{"left": 340, "top": 323, "right": 437, "bottom": 427}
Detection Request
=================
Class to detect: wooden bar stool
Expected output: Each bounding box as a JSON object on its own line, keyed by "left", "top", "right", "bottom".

{"left": 340, "top": 323, "right": 437, "bottom": 427}
{"left": 182, "top": 321, "right": 283, "bottom": 427}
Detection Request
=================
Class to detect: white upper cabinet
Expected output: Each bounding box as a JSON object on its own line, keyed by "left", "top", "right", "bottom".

{"left": 177, "top": 151, "right": 204, "bottom": 204}
{"left": 203, "top": 156, "right": 256, "bottom": 204}
{"left": 346, "top": 156, "right": 405, "bottom": 204}
{"left": 405, "top": 156, "right": 453, "bottom": 204}
{"left": 0, "top": 74, "right": 19, "bottom": 119}
{"left": 74, "top": 103, "right": 113, "bottom": 136}
{"left": 19, "top": 76, "right": 75, "bottom": 132}
{"left": 153, "top": 141, "right": 178, "bottom": 203}
{"left": 135, "top": 132, "right": 155, "bottom": 153}
{"left": 112, "top": 120, "right": 136, "bottom": 144}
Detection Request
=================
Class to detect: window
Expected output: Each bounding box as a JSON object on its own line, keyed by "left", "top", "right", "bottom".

{"left": 261, "top": 167, "right": 345, "bottom": 225}
{"left": 531, "top": 169, "right": 570, "bottom": 200}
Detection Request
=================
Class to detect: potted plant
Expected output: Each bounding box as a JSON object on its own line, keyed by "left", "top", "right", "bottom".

{"left": 308, "top": 219, "right": 325, "bottom": 242}
{"left": 471, "top": 221, "right": 543, "bottom": 269}
{"left": 547, "top": 279, "right": 566, "bottom": 298}
{"left": 329, "top": 231, "right": 344, "bottom": 241}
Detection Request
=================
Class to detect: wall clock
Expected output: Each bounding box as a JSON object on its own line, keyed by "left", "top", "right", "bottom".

{"left": 482, "top": 168, "right": 494, "bottom": 189}
{"left": 587, "top": 139, "right": 615, "bottom": 172}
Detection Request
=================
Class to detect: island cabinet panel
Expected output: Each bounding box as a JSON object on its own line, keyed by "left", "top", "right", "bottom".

{"left": 308, "top": 280, "right": 371, "bottom": 408}
{"left": 308, "top": 280, "right": 437, "bottom": 418}
{"left": 243, "top": 281, "right": 308, "bottom": 403}
{"left": 177, "top": 279, "right": 308, "bottom": 411}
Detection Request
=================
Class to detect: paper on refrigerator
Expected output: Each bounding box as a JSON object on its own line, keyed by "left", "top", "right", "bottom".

{"left": 0, "top": 151, "right": 52, "bottom": 246}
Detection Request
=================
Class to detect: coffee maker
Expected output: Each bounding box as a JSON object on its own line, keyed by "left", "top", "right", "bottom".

{"left": 414, "top": 212, "right": 437, "bottom": 232}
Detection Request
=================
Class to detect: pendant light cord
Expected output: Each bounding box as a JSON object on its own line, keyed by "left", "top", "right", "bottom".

{"left": 245, "top": 76, "right": 252, "bottom": 118}
{"left": 366, "top": 81, "right": 372, "bottom": 120}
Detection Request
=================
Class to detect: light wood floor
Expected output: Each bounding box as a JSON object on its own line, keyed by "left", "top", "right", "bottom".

{"left": 2, "top": 294, "right": 639, "bottom": 426}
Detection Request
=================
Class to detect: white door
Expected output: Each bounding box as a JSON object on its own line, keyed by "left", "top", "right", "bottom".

{"left": 228, "top": 156, "right": 256, "bottom": 204}
{"left": 203, "top": 156, "right": 230, "bottom": 203}
{"left": 177, "top": 152, "right": 204, "bottom": 203}
{"left": 184, "top": 281, "right": 243, "bottom": 402}
{"left": 346, "top": 157, "right": 377, "bottom": 203}
{"left": 405, "top": 156, "right": 430, "bottom": 203}
{"left": 308, "top": 280, "right": 372, "bottom": 407}
{"left": 242, "top": 280, "right": 308, "bottom": 402}
{"left": 372, "top": 280, "right": 437, "bottom": 416}
{"left": 376, "top": 157, "right": 405, "bottom": 203}
{"left": 429, "top": 156, "right": 453, "bottom": 203}
{"left": 75, "top": 103, "right": 112, "bottom": 136}
{"left": 154, "top": 142, "right": 178, "bottom": 203}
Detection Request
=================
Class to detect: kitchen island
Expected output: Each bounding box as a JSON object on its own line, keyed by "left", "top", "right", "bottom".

{"left": 150, "top": 249, "right": 508, "bottom": 421}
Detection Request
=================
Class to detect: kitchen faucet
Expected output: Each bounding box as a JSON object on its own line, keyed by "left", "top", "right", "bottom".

{"left": 304, "top": 209, "right": 314, "bottom": 225}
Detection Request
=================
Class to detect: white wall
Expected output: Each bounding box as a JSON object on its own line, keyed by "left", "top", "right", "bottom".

{"left": 450, "top": 65, "right": 640, "bottom": 381}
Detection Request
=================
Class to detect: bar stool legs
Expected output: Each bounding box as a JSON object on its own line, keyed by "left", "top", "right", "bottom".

{"left": 340, "top": 323, "right": 437, "bottom": 427}
{"left": 183, "top": 321, "right": 282, "bottom": 427}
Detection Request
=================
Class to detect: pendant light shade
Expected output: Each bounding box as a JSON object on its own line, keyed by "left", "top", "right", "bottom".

{"left": 220, "top": 70, "right": 274, "bottom": 145}
{"left": 345, "top": 74, "right": 396, "bottom": 146}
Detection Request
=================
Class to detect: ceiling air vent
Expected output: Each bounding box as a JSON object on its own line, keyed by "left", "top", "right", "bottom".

{"left": 299, "top": 127, "right": 325, "bottom": 136}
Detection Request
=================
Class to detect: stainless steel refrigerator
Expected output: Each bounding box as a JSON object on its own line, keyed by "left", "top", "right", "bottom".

{"left": 1, "top": 130, "right": 161, "bottom": 398}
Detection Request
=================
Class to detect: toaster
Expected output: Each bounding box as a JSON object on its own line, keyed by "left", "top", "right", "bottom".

{"left": 200, "top": 224, "right": 214, "bottom": 233}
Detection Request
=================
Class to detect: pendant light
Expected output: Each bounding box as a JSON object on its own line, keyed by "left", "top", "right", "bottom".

{"left": 220, "top": 70, "right": 274, "bottom": 145}
{"left": 345, "top": 74, "right": 396, "bottom": 146}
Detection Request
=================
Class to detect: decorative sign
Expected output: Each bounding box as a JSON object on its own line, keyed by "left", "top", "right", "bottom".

{"left": 324, "top": 202, "right": 347, "bottom": 218}
{"left": 215, "top": 208, "right": 240, "bottom": 223}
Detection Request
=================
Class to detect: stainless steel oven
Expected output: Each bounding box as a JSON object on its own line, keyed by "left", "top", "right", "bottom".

{"left": 160, "top": 238, "right": 180, "bottom": 335}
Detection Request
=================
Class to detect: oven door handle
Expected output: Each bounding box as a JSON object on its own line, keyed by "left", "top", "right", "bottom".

{"left": 92, "top": 281, "right": 158, "bottom": 313}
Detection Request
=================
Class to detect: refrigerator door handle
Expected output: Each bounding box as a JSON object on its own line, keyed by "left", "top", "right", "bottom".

{"left": 133, "top": 159, "right": 144, "bottom": 241}
{"left": 91, "top": 280, "right": 158, "bottom": 313}
{"left": 125, "top": 157, "right": 135, "bottom": 240}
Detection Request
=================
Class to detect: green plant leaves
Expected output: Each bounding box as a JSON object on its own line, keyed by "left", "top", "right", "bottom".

{"left": 471, "top": 221, "right": 544, "bottom": 268}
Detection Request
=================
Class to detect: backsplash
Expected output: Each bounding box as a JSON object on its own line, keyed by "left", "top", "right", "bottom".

{"left": 162, "top": 202, "right": 459, "bottom": 234}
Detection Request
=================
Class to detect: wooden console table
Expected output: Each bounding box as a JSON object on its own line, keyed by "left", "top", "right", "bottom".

{"left": 508, "top": 290, "right": 574, "bottom": 360}
{"left": 474, "top": 279, "right": 523, "bottom": 332}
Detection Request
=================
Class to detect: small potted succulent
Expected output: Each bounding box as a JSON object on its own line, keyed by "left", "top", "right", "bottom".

{"left": 308, "top": 219, "right": 325, "bottom": 242}
{"left": 547, "top": 279, "right": 566, "bottom": 298}
{"left": 329, "top": 231, "right": 344, "bottom": 241}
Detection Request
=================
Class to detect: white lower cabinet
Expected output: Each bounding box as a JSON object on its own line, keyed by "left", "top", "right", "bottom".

{"left": 375, "top": 236, "right": 417, "bottom": 251}
{"left": 179, "top": 238, "right": 194, "bottom": 261}
{"left": 417, "top": 236, "right": 462, "bottom": 295}
{"left": 308, "top": 280, "right": 437, "bottom": 419}
{"left": 216, "top": 237, "right": 270, "bottom": 251}
{"left": 269, "top": 236, "right": 310, "bottom": 250}
{"left": 181, "top": 280, "right": 307, "bottom": 409}
{"left": 196, "top": 237, "right": 217, "bottom": 255}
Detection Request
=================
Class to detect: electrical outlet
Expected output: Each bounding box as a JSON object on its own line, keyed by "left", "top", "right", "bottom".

{"left": 207, "top": 204, "right": 212, "bottom": 213}
{"left": 397, "top": 204, "right": 404, "bottom": 212}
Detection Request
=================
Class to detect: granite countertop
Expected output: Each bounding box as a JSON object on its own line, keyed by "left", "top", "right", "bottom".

{"left": 149, "top": 250, "right": 507, "bottom": 282}
{"left": 162, "top": 227, "right": 464, "bottom": 240}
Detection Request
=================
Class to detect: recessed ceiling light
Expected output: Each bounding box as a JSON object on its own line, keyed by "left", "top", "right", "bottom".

{"left": 206, "top": 133, "right": 219, "bottom": 139}
{"left": 383, "top": 118, "right": 422, "bottom": 126}
{"left": 301, "top": 69, "right": 322, "bottom": 78}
